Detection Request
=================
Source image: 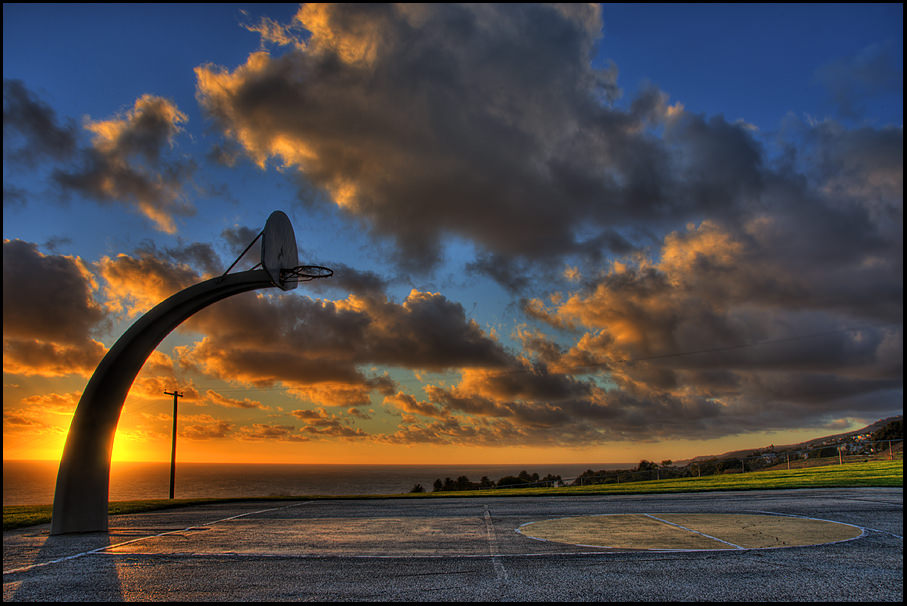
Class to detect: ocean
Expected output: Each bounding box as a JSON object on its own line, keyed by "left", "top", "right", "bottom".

{"left": 2, "top": 460, "right": 630, "bottom": 506}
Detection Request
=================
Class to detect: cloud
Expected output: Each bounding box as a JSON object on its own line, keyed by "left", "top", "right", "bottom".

{"left": 53, "top": 225, "right": 899, "bottom": 446}
{"left": 236, "top": 423, "right": 307, "bottom": 441}
{"left": 505, "top": 215, "right": 902, "bottom": 438}
{"left": 288, "top": 380, "right": 392, "bottom": 408}
{"left": 2, "top": 391, "right": 81, "bottom": 447}
{"left": 291, "top": 407, "right": 369, "bottom": 439}
{"left": 813, "top": 41, "right": 903, "bottom": 120}
{"left": 84, "top": 243, "right": 515, "bottom": 411}
{"left": 2, "top": 239, "right": 107, "bottom": 377}
{"left": 383, "top": 391, "right": 447, "bottom": 419}
{"left": 96, "top": 246, "right": 201, "bottom": 317}
{"left": 181, "top": 286, "right": 513, "bottom": 392}
{"left": 206, "top": 389, "right": 269, "bottom": 410}
{"left": 179, "top": 414, "right": 235, "bottom": 440}
{"left": 2, "top": 78, "right": 77, "bottom": 166}
{"left": 52, "top": 94, "right": 195, "bottom": 233}
{"left": 8, "top": 6, "right": 900, "bottom": 451}
{"left": 195, "top": 4, "right": 664, "bottom": 271}
{"left": 240, "top": 10, "right": 307, "bottom": 49}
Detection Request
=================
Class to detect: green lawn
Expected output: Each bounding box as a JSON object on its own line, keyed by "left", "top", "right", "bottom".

{"left": 4, "top": 459, "right": 901, "bottom": 531}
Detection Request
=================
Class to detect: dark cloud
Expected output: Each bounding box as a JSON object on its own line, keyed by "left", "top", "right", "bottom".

{"left": 2, "top": 239, "right": 107, "bottom": 376}
{"left": 2, "top": 78, "right": 77, "bottom": 166}
{"left": 304, "top": 262, "right": 392, "bottom": 298}
{"left": 206, "top": 139, "right": 245, "bottom": 167}
{"left": 195, "top": 4, "right": 652, "bottom": 271}
{"left": 183, "top": 287, "right": 513, "bottom": 393}
{"left": 161, "top": 241, "right": 225, "bottom": 278}
{"left": 466, "top": 253, "right": 534, "bottom": 295}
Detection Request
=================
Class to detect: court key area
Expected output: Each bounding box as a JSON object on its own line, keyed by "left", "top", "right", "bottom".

{"left": 3, "top": 487, "right": 903, "bottom": 601}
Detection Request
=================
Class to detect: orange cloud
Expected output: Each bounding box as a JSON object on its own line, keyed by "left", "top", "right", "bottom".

{"left": 97, "top": 251, "right": 199, "bottom": 317}
{"left": 54, "top": 94, "right": 194, "bottom": 233}
{"left": 206, "top": 389, "right": 269, "bottom": 410}
{"left": 178, "top": 414, "right": 235, "bottom": 440}
{"left": 383, "top": 392, "right": 446, "bottom": 419}
{"left": 291, "top": 407, "right": 369, "bottom": 440}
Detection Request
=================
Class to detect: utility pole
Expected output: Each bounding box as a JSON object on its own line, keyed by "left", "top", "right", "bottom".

{"left": 164, "top": 390, "right": 183, "bottom": 499}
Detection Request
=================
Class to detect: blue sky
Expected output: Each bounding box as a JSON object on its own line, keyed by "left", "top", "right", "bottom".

{"left": 3, "top": 4, "right": 902, "bottom": 464}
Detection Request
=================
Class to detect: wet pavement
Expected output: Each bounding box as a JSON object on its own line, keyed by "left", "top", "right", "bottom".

{"left": 3, "top": 487, "right": 902, "bottom": 601}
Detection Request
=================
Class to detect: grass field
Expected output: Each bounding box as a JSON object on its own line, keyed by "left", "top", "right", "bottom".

{"left": 4, "top": 458, "right": 901, "bottom": 531}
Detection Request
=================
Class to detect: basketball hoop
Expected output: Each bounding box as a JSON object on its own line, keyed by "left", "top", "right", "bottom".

{"left": 281, "top": 265, "right": 334, "bottom": 282}
{"left": 219, "top": 211, "right": 333, "bottom": 291}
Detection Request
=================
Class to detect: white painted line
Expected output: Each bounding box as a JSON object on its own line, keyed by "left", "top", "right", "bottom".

{"left": 482, "top": 505, "right": 508, "bottom": 580}
{"left": 515, "top": 514, "right": 738, "bottom": 552}
{"left": 752, "top": 510, "right": 898, "bottom": 540}
{"left": 89, "top": 550, "right": 653, "bottom": 560}
{"left": 3, "top": 501, "right": 312, "bottom": 576}
{"left": 643, "top": 514, "right": 744, "bottom": 550}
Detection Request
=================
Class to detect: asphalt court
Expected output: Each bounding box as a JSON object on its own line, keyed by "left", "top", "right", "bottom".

{"left": 3, "top": 487, "right": 903, "bottom": 601}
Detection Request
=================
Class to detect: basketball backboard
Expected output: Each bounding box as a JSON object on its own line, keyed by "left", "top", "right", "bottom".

{"left": 261, "top": 210, "right": 299, "bottom": 290}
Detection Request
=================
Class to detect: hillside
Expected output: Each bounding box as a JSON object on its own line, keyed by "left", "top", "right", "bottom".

{"left": 681, "top": 415, "right": 903, "bottom": 464}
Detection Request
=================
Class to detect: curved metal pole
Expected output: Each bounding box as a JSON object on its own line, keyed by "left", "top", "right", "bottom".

{"left": 51, "top": 269, "right": 276, "bottom": 534}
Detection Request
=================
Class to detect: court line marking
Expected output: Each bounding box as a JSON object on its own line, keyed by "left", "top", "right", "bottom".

{"left": 2, "top": 501, "right": 312, "bottom": 576}
{"left": 86, "top": 549, "right": 735, "bottom": 560}
{"left": 482, "top": 505, "right": 508, "bottom": 580}
{"left": 643, "top": 513, "right": 744, "bottom": 549}
{"left": 751, "top": 510, "right": 900, "bottom": 540}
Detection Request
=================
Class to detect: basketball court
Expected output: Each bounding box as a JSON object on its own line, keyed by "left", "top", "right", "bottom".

{"left": 4, "top": 487, "right": 902, "bottom": 601}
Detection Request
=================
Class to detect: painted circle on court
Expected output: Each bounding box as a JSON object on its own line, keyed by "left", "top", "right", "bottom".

{"left": 516, "top": 513, "right": 864, "bottom": 551}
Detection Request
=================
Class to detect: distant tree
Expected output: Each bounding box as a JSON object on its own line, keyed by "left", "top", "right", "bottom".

{"left": 716, "top": 459, "right": 739, "bottom": 473}
{"left": 872, "top": 420, "right": 903, "bottom": 442}
{"left": 517, "top": 470, "right": 539, "bottom": 484}
{"left": 496, "top": 475, "right": 524, "bottom": 488}
{"left": 636, "top": 460, "right": 658, "bottom": 472}
{"left": 455, "top": 476, "right": 473, "bottom": 490}
{"left": 410, "top": 483, "right": 425, "bottom": 493}
{"left": 433, "top": 478, "right": 443, "bottom": 492}
{"left": 479, "top": 476, "right": 494, "bottom": 488}
{"left": 817, "top": 446, "right": 838, "bottom": 458}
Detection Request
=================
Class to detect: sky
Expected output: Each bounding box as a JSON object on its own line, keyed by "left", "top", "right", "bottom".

{"left": 3, "top": 3, "right": 903, "bottom": 466}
